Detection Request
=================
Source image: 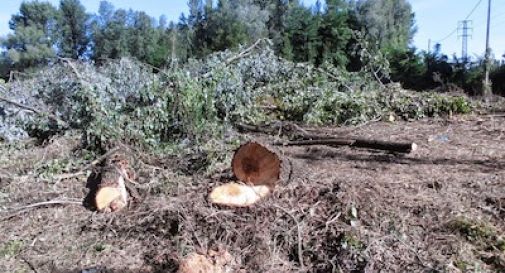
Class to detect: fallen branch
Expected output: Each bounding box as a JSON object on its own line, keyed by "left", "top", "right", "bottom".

{"left": 54, "top": 146, "right": 121, "bottom": 182}
{"left": 274, "top": 138, "right": 417, "bottom": 154}
{"left": 1, "top": 199, "right": 82, "bottom": 221}
{"left": 0, "top": 94, "right": 67, "bottom": 127}
{"left": 225, "top": 39, "right": 264, "bottom": 65}
{"left": 8, "top": 199, "right": 82, "bottom": 211}
{"left": 274, "top": 205, "right": 304, "bottom": 270}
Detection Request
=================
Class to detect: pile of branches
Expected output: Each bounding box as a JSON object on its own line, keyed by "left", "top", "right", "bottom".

{"left": 0, "top": 40, "right": 471, "bottom": 148}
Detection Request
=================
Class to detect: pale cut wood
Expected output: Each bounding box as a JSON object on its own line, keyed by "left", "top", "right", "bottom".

{"left": 91, "top": 151, "right": 134, "bottom": 212}
{"left": 209, "top": 182, "right": 270, "bottom": 207}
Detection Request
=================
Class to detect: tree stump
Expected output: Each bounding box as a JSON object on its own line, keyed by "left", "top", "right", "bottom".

{"left": 89, "top": 152, "right": 135, "bottom": 212}
{"left": 209, "top": 183, "right": 270, "bottom": 207}
{"left": 231, "top": 141, "right": 291, "bottom": 188}
{"left": 209, "top": 141, "right": 291, "bottom": 207}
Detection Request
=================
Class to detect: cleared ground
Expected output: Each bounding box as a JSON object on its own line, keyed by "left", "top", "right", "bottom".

{"left": 1, "top": 114, "right": 504, "bottom": 273}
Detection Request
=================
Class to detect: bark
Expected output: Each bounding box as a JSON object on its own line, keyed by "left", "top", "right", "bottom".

{"left": 275, "top": 138, "right": 417, "bottom": 154}
{"left": 89, "top": 151, "right": 135, "bottom": 212}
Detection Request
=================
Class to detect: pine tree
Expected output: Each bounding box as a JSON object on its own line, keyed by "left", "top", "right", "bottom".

{"left": 3, "top": 1, "right": 58, "bottom": 69}
{"left": 58, "top": 0, "right": 90, "bottom": 59}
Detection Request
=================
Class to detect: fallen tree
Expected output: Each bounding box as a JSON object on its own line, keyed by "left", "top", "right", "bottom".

{"left": 274, "top": 138, "right": 417, "bottom": 154}
{"left": 237, "top": 123, "right": 417, "bottom": 154}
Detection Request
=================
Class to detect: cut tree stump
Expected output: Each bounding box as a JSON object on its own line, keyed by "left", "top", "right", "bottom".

{"left": 209, "top": 141, "right": 292, "bottom": 207}
{"left": 231, "top": 141, "right": 291, "bottom": 188}
{"left": 178, "top": 247, "right": 236, "bottom": 273}
{"left": 89, "top": 151, "right": 135, "bottom": 212}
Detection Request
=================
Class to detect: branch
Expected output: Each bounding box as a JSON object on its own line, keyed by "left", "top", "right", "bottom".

{"left": 1, "top": 199, "right": 82, "bottom": 221}
{"left": 225, "top": 39, "right": 264, "bottom": 65}
{"left": 274, "top": 138, "right": 417, "bottom": 154}
{"left": 0, "top": 93, "right": 67, "bottom": 127}
{"left": 274, "top": 205, "right": 304, "bottom": 270}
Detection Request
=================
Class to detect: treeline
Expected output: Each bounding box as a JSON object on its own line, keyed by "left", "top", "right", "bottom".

{"left": 0, "top": 0, "right": 415, "bottom": 68}
{"left": 0, "top": 0, "right": 503, "bottom": 94}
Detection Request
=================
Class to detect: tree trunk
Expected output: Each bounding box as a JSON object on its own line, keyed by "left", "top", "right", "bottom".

{"left": 231, "top": 141, "right": 292, "bottom": 189}
{"left": 275, "top": 138, "right": 417, "bottom": 154}
{"left": 209, "top": 141, "right": 292, "bottom": 207}
{"left": 91, "top": 151, "right": 135, "bottom": 212}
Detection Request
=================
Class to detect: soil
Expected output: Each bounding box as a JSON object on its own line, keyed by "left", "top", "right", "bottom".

{"left": 0, "top": 114, "right": 504, "bottom": 273}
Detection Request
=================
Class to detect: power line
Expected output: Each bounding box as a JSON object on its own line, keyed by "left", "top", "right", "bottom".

{"left": 434, "top": 0, "right": 484, "bottom": 43}
{"left": 465, "top": 0, "right": 483, "bottom": 20}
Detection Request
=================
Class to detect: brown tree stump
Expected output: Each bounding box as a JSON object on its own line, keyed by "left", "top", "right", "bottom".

{"left": 209, "top": 141, "right": 291, "bottom": 207}
{"left": 231, "top": 141, "right": 291, "bottom": 188}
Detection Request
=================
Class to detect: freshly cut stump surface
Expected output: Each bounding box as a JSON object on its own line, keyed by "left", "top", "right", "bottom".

{"left": 209, "top": 182, "right": 270, "bottom": 207}
{"left": 91, "top": 151, "right": 133, "bottom": 212}
{"left": 231, "top": 141, "right": 289, "bottom": 188}
{"left": 210, "top": 141, "right": 291, "bottom": 207}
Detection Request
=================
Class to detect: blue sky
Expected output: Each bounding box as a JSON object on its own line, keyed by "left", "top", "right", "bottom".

{"left": 0, "top": 0, "right": 504, "bottom": 59}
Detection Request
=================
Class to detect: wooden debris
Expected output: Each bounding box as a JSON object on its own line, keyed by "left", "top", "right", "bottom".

{"left": 231, "top": 141, "right": 291, "bottom": 188}
{"left": 209, "top": 141, "right": 291, "bottom": 207}
{"left": 178, "top": 247, "right": 235, "bottom": 273}
{"left": 237, "top": 122, "right": 418, "bottom": 154}
{"left": 275, "top": 138, "right": 417, "bottom": 154}
{"left": 209, "top": 182, "right": 270, "bottom": 207}
{"left": 90, "top": 151, "right": 135, "bottom": 212}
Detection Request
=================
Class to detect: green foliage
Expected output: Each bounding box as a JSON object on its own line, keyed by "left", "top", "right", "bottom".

{"left": 356, "top": 0, "right": 416, "bottom": 50}
{"left": 0, "top": 240, "right": 23, "bottom": 258}
{"left": 1, "top": 40, "right": 472, "bottom": 153}
{"left": 2, "top": 1, "right": 58, "bottom": 70}
{"left": 449, "top": 217, "right": 505, "bottom": 252}
{"left": 57, "top": 0, "right": 89, "bottom": 59}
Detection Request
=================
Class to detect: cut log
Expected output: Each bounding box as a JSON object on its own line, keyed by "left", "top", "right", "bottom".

{"left": 231, "top": 141, "right": 291, "bottom": 189}
{"left": 275, "top": 138, "right": 417, "bottom": 154}
{"left": 91, "top": 152, "right": 134, "bottom": 212}
{"left": 236, "top": 122, "right": 417, "bottom": 153}
{"left": 209, "top": 141, "right": 291, "bottom": 207}
{"left": 209, "top": 182, "right": 270, "bottom": 207}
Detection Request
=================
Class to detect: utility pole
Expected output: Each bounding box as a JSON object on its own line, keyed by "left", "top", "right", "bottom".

{"left": 483, "top": 0, "right": 492, "bottom": 98}
{"left": 428, "top": 39, "right": 431, "bottom": 53}
{"left": 458, "top": 20, "right": 472, "bottom": 63}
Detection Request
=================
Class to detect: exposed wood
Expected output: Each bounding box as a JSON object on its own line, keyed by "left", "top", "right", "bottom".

{"left": 209, "top": 182, "right": 270, "bottom": 207}
{"left": 88, "top": 150, "right": 136, "bottom": 212}
{"left": 231, "top": 141, "right": 292, "bottom": 189}
{"left": 275, "top": 138, "right": 417, "bottom": 154}
{"left": 178, "top": 248, "right": 235, "bottom": 273}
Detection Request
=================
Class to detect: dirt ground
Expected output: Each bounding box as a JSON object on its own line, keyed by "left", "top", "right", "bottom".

{"left": 0, "top": 113, "right": 504, "bottom": 273}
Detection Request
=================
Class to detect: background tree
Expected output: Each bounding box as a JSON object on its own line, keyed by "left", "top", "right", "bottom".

{"left": 91, "top": 3, "right": 131, "bottom": 61}
{"left": 2, "top": 1, "right": 58, "bottom": 70}
{"left": 57, "top": 0, "right": 89, "bottom": 59}
{"left": 356, "top": 0, "right": 416, "bottom": 51}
